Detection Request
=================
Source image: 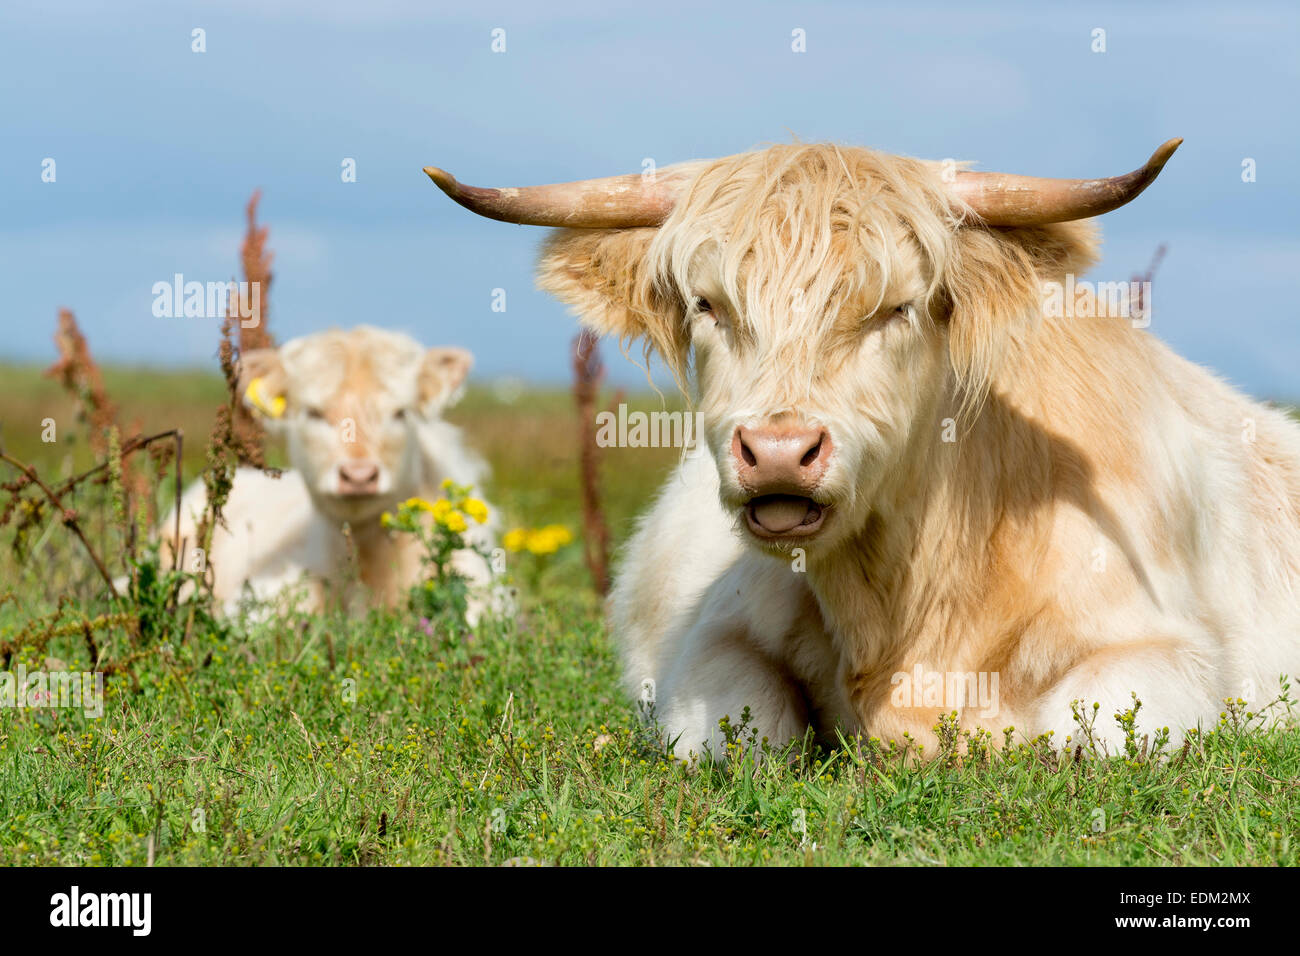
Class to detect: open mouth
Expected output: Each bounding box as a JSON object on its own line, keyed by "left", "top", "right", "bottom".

{"left": 744, "top": 494, "right": 827, "bottom": 539}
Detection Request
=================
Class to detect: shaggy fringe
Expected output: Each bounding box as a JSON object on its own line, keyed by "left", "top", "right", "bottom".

{"left": 539, "top": 143, "right": 1099, "bottom": 423}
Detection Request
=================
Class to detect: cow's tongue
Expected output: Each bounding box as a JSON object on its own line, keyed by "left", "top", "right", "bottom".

{"left": 750, "top": 495, "right": 818, "bottom": 533}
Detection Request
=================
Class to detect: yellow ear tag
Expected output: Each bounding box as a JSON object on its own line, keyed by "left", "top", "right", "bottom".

{"left": 245, "top": 377, "right": 286, "bottom": 418}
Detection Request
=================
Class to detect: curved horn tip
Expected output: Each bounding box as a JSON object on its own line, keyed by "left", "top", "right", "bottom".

{"left": 423, "top": 166, "right": 459, "bottom": 194}
{"left": 1151, "top": 138, "right": 1183, "bottom": 167}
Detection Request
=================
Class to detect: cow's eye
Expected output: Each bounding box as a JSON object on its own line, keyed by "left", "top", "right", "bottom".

{"left": 393, "top": 408, "right": 409, "bottom": 421}
{"left": 692, "top": 297, "right": 726, "bottom": 328}
{"left": 305, "top": 407, "right": 325, "bottom": 420}
{"left": 692, "top": 296, "right": 724, "bottom": 323}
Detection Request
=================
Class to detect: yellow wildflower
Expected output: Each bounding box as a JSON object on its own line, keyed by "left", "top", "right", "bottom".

{"left": 503, "top": 524, "right": 573, "bottom": 555}
{"left": 441, "top": 511, "right": 468, "bottom": 534}
{"left": 462, "top": 498, "right": 489, "bottom": 524}
{"left": 526, "top": 524, "right": 573, "bottom": 555}
{"left": 431, "top": 498, "right": 453, "bottom": 521}
{"left": 545, "top": 524, "right": 573, "bottom": 545}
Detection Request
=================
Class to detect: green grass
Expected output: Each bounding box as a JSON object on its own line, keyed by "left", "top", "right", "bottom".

{"left": 1, "top": 366, "right": 1297, "bottom": 866}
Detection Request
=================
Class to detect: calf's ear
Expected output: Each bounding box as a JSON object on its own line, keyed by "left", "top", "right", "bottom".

{"left": 419, "top": 347, "right": 473, "bottom": 413}
{"left": 537, "top": 227, "right": 689, "bottom": 383}
{"left": 237, "top": 348, "right": 290, "bottom": 423}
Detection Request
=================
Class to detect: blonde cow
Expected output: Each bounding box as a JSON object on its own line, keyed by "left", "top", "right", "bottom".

{"left": 427, "top": 139, "right": 1300, "bottom": 757}
{"left": 170, "top": 326, "right": 497, "bottom": 617}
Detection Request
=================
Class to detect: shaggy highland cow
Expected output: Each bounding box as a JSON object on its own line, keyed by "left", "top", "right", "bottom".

{"left": 169, "top": 326, "right": 497, "bottom": 617}
{"left": 428, "top": 140, "right": 1300, "bottom": 757}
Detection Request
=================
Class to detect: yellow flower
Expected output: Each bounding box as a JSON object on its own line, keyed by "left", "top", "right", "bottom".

{"left": 244, "top": 377, "right": 286, "bottom": 418}
{"left": 441, "top": 511, "right": 468, "bottom": 534}
{"left": 431, "top": 498, "right": 453, "bottom": 521}
{"left": 380, "top": 511, "right": 394, "bottom": 529}
{"left": 526, "top": 532, "right": 556, "bottom": 555}
{"left": 441, "top": 477, "right": 455, "bottom": 490}
{"left": 526, "top": 524, "right": 573, "bottom": 555}
{"left": 462, "top": 498, "right": 489, "bottom": 524}
{"left": 504, "top": 524, "right": 574, "bottom": 555}
{"left": 543, "top": 524, "right": 573, "bottom": 546}
{"left": 404, "top": 497, "right": 436, "bottom": 513}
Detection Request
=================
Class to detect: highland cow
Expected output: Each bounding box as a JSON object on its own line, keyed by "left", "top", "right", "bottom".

{"left": 170, "top": 326, "right": 497, "bottom": 617}
{"left": 427, "top": 140, "right": 1300, "bottom": 756}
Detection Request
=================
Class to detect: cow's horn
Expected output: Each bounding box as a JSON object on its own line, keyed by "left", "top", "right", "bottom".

{"left": 426, "top": 140, "right": 1182, "bottom": 229}
{"left": 422, "top": 164, "right": 702, "bottom": 228}
{"left": 948, "top": 138, "right": 1182, "bottom": 226}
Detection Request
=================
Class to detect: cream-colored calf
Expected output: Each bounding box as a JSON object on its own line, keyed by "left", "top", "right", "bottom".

{"left": 167, "top": 326, "right": 497, "bottom": 617}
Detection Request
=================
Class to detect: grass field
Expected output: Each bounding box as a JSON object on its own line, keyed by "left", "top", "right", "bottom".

{"left": 0, "top": 364, "right": 1297, "bottom": 866}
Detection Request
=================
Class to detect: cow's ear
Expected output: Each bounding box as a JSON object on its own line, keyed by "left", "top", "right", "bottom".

{"left": 419, "top": 346, "right": 473, "bottom": 413}
{"left": 537, "top": 227, "right": 689, "bottom": 381}
{"left": 942, "top": 220, "right": 1100, "bottom": 405}
{"left": 237, "top": 347, "right": 289, "bottom": 424}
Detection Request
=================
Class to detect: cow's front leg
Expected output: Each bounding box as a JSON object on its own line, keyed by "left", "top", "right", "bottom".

{"left": 650, "top": 619, "right": 812, "bottom": 762}
{"left": 1033, "top": 639, "right": 1219, "bottom": 754}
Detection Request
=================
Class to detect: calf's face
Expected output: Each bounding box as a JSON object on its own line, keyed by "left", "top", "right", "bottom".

{"left": 239, "top": 327, "right": 472, "bottom": 526}
{"left": 538, "top": 145, "right": 1096, "bottom": 555}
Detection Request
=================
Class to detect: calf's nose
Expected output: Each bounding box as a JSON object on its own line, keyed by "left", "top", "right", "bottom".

{"left": 337, "top": 461, "right": 380, "bottom": 496}
{"left": 731, "top": 423, "right": 831, "bottom": 494}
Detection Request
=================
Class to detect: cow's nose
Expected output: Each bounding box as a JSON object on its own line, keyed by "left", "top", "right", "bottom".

{"left": 731, "top": 423, "right": 831, "bottom": 494}
{"left": 337, "top": 461, "right": 380, "bottom": 496}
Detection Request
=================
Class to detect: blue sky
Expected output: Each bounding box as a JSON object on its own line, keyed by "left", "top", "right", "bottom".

{"left": 2, "top": 0, "right": 1297, "bottom": 396}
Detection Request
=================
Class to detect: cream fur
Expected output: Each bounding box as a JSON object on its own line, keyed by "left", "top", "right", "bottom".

{"left": 165, "top": 326, "right": 499, "bottom": 618}
{"left": 537, "top": 143, "right": 1300, "bottom": 758}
